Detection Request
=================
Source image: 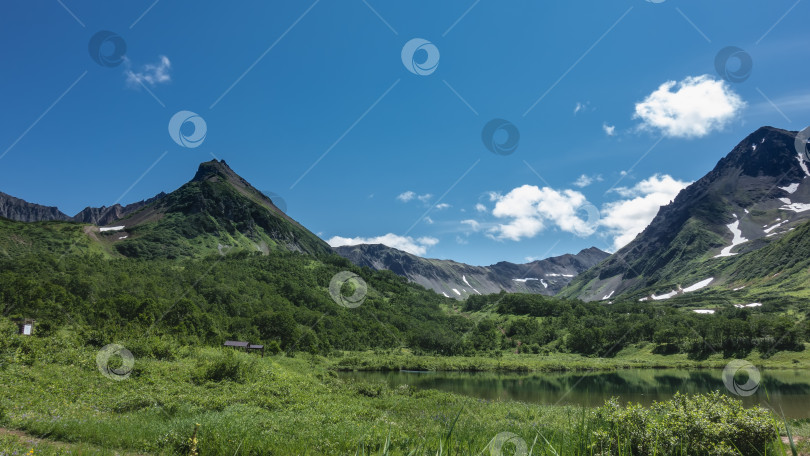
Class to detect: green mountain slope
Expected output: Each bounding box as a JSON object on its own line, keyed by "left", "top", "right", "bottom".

{"left": 105, "top": 160, "right": 332, "bottom": 259}
{"left": 0, "top": 215, "right": 473, "bottom": 354}
{"left": 561, "top": 126, "right": 810, "bottom": 302}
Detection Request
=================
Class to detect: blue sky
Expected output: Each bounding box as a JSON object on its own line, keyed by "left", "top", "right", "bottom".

{"left": 1, "top": 0, "right": 808, "bottom": 265}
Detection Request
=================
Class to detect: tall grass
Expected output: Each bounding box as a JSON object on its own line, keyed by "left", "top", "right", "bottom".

{"left": 0, "top": 335, "right": 804, "bottom": 455}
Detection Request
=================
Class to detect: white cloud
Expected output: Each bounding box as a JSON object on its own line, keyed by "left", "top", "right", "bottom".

{"left": 573, "top": 174, "right": 602, "bottom": 188}
{"left": 424, "top": 216, "right": 434, "bottom": 225}
{"left": 574, "top": 101, "right": 591, "bottom": 115}
{"left": 601, "top": 174, "right": 690, "bottom": 250}
{"left": 125, "top": 55, "right": 171, "bottom": 88}
{"left": 603, "top": 123, "right": 616, "bottom": 136}
{"left": 417, "top": 236, "right": 439, "bottom": 247}
{"left": 327, "top": 233, "right": 439, "bottom": 256}
{"left": 475, "top": 203, "right": 487, "bottom": 212}
{"left": 397, "top": 191, "right": 433, "bottom": 204}
{"left": 479, "top": 175, "right": 689, "bottom": 251}
{"left": 461, "top": 219, "right": 481, "bottom": 231}
{"left": 434, "top": 203, "right": 450, "bottom": 210}
{"left": 396, "top": 191, "right": 416, "bottom": 202}
{"left": 488, "top": 185, "right": 597, "bottom": 240}
{"left": 634, "top": 75, "right": 745, "bottom": 138}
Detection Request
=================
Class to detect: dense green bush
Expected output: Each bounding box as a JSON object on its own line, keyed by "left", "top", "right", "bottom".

{"left": 192, "top": 350, "right": 258, "bottom": 384}
{"left": 593, "top": 391, "right": 776, "bottom": 455}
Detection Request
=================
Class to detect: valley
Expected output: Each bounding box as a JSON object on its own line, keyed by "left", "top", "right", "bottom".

{"left": 2, "top": 128, "right": 810, "bottom": 454}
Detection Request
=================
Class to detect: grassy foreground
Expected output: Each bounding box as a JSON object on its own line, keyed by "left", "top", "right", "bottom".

{"left": 0, "top": 335, "right": 807, "bottom": 455}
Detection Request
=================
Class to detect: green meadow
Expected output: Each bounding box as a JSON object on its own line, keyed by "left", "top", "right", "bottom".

{"left": 1, "top": 330, "right": 807, "bottom": 456}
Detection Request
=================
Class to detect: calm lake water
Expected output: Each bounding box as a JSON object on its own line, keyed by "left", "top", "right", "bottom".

{"left": 338, "top": 368, "right": 810, "bottom": 419}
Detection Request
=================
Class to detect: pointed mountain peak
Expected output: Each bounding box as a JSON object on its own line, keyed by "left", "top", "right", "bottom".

{"left": 193, "top": 159, "right": 238, "bottom": 182}
{"left": 715, "top": 126, "right": 803, "bottom": 179}
{"left": 561, "top": 126, "right": 810, "bottom": 301}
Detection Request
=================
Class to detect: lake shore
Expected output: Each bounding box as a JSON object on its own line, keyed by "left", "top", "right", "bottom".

{"left": 2, "top": 339, "right": 808, "bottom": 455}
{"left": 329, "top": 343, "right": 810, "bottom": 372}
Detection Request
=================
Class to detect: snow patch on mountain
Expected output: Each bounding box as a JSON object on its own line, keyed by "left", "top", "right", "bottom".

{"left": 764, "top": 221, "right": 787, "bottom": 233}
{"left": 780, "top": 183, "right": 800, "bottom": 194}
{"left": 683, "top": 277, "right": 713, "bottom": 292}
{"left": 714, "top": 218, "right": 747, "bottom": 258}
{"left": 652, "top": 290, "right": 679, "bottom": 300}
{"left": 781, "top": 202, "right": 810, "bottom": 212}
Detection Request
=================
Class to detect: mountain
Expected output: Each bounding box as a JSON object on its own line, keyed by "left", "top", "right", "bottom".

{"left": 561, "top": 126, "right": 810, "bottom": 302}
{"left": 1, "top": 160, "right": 332, "bottom": 260}
{"left": 103, "top": 160, "right": 333, "bottom": 259}
{"left": 334, "top": 243, "right": 609, "bottom": 298}
{"left": 0, "top": 191, "right": 70, "bottom": 222}
{"left": 0, "top": 190, "right": 166, "bottom": 225}
{"left": 72, "top": 193, "right": 167, "bottom": 225}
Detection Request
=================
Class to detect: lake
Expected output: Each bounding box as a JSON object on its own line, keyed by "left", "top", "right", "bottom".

{"left": 338, "top": 368, "right": 810, "bottom": 419}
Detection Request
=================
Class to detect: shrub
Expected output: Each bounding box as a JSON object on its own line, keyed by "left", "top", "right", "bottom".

{"left": 592, "top": 391, "right": 776, "bottom": 455}
{"left": 192, "top": 349, "right": 257, "bottom": 384}
{"left": 126, "top": 335, "right": 181, "bottom": 361}
{"left": 266, "top": 340, "right": 282, "bottom": 355}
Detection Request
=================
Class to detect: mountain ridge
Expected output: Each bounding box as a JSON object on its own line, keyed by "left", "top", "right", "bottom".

{"left": 335, "top": 243, "right": 609, "bottom": 298}
{"left": 561, "top": 126, "right": 810, "bottom": 301}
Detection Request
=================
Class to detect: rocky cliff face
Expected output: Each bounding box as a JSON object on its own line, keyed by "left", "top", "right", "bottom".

{"left": 0, "top": 192, "right": 70, "bottom": 222}
{"left": 72, "top": 193, "right": 167, "bottom": 225}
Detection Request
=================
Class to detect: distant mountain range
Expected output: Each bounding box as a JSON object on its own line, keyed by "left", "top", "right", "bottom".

{"left": 5, "top": 125, "right": 810, "bottom": 305}
{"left": 0, "top": 190, "right": 165, "bottom": 225}
{"left": 0, "top": 160, "right": 605, "bottom": 294}
{"left": 334, "top": 244, "right": 608, "bottom": 299}
{"left": 561, "top": 126, "right": 810, "bottom": 303}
